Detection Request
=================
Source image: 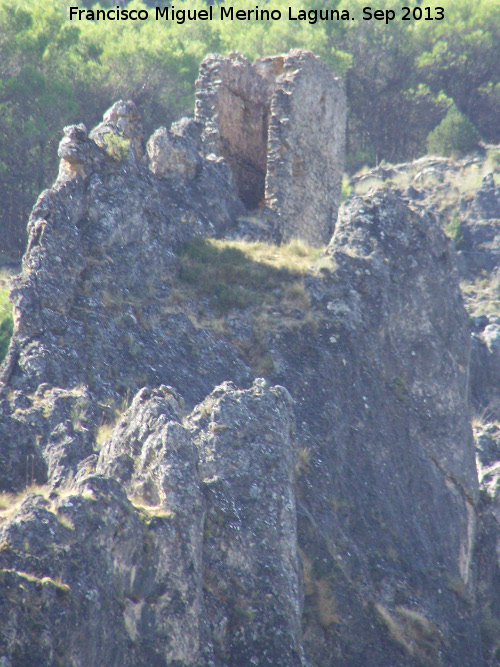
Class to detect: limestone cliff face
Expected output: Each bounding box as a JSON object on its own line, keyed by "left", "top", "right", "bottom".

{"left": 0, "top": 52, "right": 484, "bottom": 666}
{"left": 0, "top": 382, "right": 302, "bottom": 666}
{"left": 287, "top": 191, "right": 479, "bottom": 665}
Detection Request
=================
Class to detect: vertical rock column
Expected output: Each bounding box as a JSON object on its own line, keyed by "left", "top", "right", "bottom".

{"left": 192, "top": 380, "right": 306, "bottom": 667}
{"left": 97, "top": 387, "right": 209, "bottom": 666}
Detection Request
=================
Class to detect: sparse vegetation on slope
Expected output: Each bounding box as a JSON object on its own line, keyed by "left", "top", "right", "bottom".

{"left": 461, "top": 273, "right": 500, "bottom": 319}
{"left": 176, "top": 236, "right": 323, "bottom": 315}
{"left": 350, "top": 154, "right": 498, "bottom": 231}
{"left": 164, "top": 236, "right": 326, "bottom": 376}
{"left": 0, "top": 272, "right": 13, "bottom": 365}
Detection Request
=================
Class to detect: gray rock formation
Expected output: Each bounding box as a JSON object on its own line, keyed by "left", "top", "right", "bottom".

{"left": 346, "top": 151, "right": 500, "bottom": 665}
{"left": 472, "top": 173, "right": 500, "bottom": 221}
{"left": 455, "top": 174, "right": 500, "bottom": 278}
{"left": 0, "top": 99, "right": 249, "bottom": 495}
{"left": 0, "top": 53, "right": 487, "bottom": 666}
{"left": 277, "top": 190, "right": 479, "bottom": 665}
{"left": 0, "top": 380, "right": 303, "bottom": 666}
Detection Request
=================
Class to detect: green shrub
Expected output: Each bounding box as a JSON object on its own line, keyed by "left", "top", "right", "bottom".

{"left": 102, "top": 134, "right": 131, "bottom": 162}
{"left": 0, "top": 276, "right": 13, "bottom": 364}
{"left": 446, "top": 213, "right": 464, "bottom": 249}
{"left": 426, "top": 105, "right": 480, "bottom": 157}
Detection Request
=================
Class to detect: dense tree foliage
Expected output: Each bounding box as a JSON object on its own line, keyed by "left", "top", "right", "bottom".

{"left": 0, "top": 0, "right": 499, "bottom": 256}
{"left": 426, "top": 103, "right": 480, "bottom": 157}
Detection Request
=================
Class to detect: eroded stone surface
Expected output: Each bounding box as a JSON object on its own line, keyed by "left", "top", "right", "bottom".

{"left": 0, "top": 380, "right": 303, "bottom": 666}
{"left": 192, "top": 380, "right": 305, "bottom": 666}
{"left": 270, "top": 190, "right": 480, "bottom": 665}
{"left": 0, "top": 54, "right": 488, "bottom": 667}
{"left": 0, "top": 98, "right": 248, "bottom": 494}
{"left": 147, "top": 119, "right": 202, "bottom": 181}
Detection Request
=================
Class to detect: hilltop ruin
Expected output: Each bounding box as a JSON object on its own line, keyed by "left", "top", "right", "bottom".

{"left": 195, "top": 50, "right": 346, "bottom": 245}
{"left": 0, "top": 50, "right": 489, "bottom": 667}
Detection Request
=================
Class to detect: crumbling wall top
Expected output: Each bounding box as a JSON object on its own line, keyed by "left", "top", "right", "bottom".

{"left": 195, "top": 49, "right": 346, "bottom": 245}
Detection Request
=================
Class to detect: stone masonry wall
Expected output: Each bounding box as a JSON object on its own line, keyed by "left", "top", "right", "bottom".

{"left": 263, "top": 51, "right": 346, "bottom": 245}
{"left": 195, "top": 50, "right": 346, "bottom": 246}
{"left": 195, "top": 53, "right": 274, "bottom": 210}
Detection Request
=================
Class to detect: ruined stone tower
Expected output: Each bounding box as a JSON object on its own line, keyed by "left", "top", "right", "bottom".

{"left": 195, "top": 50, "right": 346, "bottom": 246}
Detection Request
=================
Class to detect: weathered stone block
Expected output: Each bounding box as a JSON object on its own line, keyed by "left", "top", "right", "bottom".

{"left": 147, "top": 124, "right": 200, "bottom": 181}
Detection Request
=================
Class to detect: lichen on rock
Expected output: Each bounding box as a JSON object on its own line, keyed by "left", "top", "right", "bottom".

{"left": 0, "top": 50, "right": 488, "bottom": 666}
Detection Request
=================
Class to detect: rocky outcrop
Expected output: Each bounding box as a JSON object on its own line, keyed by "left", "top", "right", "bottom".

{"left": 470, "top": 320, "right": 500, "bottom": 416}
{"left": 0, "top": 380, "right": 303, "bottom": 666}
{"left": 0, "top": 53, "right": 488, "bottom": 666}
{"left": 472, "top": 173, "right": 500, "bottom": 221}
{"left": 349, "top": 156, "right": 500, "bottom": 664}
{"left": 272, "top": 190, "right": 480, "bottom": 665}
{"left": 191, "top": 381, "right": 305, "bottom": 666}
{"left": 474, "top": 416, "right": 500, "bottom": 665}
{"left": 0, "top": 97, "right": 249, "bottom": 494}
{"left": 147, "top": 118, "right": 202, "bottom": 181}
